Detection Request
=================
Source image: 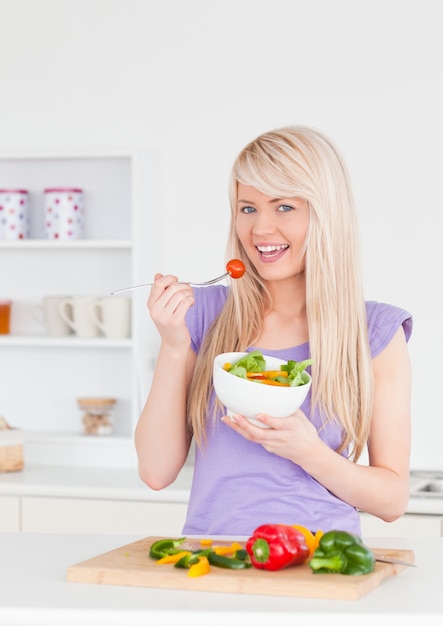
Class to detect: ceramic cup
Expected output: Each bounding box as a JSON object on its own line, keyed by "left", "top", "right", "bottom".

{"left": 89, "top": 296, "right": 131, "bottom": 339}
{"left": 33, "top": 295, "right": 73, "bottom": 337}
{"left": 0, "top": 299, "right": 12, "bottom": 334}
{"left": 0, "top": 189, "right": 29, "bottom": 240}
{"left": 58, "top": 296, "right": 100, "bottom": 338}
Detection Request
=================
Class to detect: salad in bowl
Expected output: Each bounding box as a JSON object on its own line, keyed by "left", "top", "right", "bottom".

{"left": 213, "top": 350, "right": 312, "bottom": 427}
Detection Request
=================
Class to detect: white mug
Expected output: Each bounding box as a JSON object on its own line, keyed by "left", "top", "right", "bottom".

{"left": 59, "top": 296, "right": 100, "bottom": 338}
{"left": 34, "top": 295, "right": 73, "bottom": 337}
{"left": 89, "top": 296, "right": 131, "bottom": 339}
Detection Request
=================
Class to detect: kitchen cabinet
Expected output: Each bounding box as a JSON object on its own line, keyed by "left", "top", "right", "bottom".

{"left": 0, "top": 464, "right": 192, "bottom": 535}
{"left": 359, "top": 511, "right": 443, "bottom": 537}
{"left": 0, "top": 152, "right": 160, "bottom": 468}
{"left": 0, "top": 495, "right": 20, "bottom": 531}
{"left": 21, "top": 496, "right": 187, "bottom": 535}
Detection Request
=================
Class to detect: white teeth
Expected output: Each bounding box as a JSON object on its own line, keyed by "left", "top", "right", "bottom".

{"left": 257, "top": 245, "right": 288, "bottom": 252}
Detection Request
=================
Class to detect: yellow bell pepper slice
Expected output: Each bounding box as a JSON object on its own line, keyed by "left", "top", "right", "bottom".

{"left": 213, "top": 542, "right": 243, "bottom": 555}
{"left": 292, "top": 525, "right": 323, "bottom": 556}
{"left": 314, "top": 529, "right": 324, "bottom": 548}
{"left": 155, "top": 550, "right": 192, "bottom": 564}
{"left": 188, "top": 556, "right": 210, "bottom": 577}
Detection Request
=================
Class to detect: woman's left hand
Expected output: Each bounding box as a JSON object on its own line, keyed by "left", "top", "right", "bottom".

{"left": 221, "top": 409, "right": 322, "bottom": 465}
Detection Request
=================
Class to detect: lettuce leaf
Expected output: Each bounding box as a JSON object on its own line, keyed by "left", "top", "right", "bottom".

{"left": 228, "top": 351, "right": 312, "bottom": 387}
{"left": 228, "top": 350, "right": 266, "bottom": 379}
{"left": 281, "top": 359, "right": 313, "bottom": 387}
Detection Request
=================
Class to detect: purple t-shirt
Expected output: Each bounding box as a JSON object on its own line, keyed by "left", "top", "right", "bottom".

{"left": 183, "top": 286, "right": 412, "bottom": 537}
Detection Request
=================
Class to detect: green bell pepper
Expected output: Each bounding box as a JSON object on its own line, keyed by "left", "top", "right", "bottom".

{"left": 308, "top": 530, "right": 375, "bottom": 576}
{"left": 149, "top": 537, "right": 186, "bottom": 560}
{"left": 207, "top": 551, "right": 252, "bottom": 569}
{"left": 174, "top": 548, "right": 212, "bottom": 569}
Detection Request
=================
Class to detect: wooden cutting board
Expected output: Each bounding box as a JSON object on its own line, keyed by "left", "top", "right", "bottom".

{"left": 66, "top": 536, "right": 415, "bottom": 600}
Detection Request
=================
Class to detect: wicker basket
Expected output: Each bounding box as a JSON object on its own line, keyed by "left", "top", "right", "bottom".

{"left": 0, "top": 417, "right": 24, "bottom": 472}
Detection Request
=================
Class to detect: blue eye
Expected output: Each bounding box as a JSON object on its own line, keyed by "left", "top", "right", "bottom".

{"left": 278, "top": 204, "right": 293, "bottom": 212}
{"left": 240, "top": 206, "right": 256, "bottom": 214}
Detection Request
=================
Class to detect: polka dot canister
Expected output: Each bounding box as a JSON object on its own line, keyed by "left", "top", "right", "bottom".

{"left": 44, "top": 188, "right": 85, "bottom": 239}
{"left": 0, "top": 189, "right": 30, "bottom": 240}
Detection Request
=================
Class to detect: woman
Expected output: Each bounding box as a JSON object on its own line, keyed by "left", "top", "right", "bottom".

{"left": 135, "top": 125, "right": 412, "bottom": 536}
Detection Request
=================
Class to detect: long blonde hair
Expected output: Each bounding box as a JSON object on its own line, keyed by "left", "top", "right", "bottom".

{"left": 187, "top": 125, "right": 373, "bottom": 461}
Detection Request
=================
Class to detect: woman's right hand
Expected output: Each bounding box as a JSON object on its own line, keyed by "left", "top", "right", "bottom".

{"left": 147, "top": 273, "right": 195, "bottom": 349}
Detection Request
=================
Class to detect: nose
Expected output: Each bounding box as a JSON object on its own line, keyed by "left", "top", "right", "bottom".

{"left": 252, "top": 211, "right": 277, "bottom": 235}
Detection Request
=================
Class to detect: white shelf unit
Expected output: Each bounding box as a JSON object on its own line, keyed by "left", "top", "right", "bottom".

{"left": 0, "top": 151, "right": 160, "bottom": 467}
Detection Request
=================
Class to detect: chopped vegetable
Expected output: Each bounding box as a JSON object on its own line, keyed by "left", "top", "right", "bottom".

{"left": 175, "top": 552, "right": 204, "bottom": 569}
{"left": 207, "top": 551, "right": 252, "bottom": 569}
{"left": 308, "top": 530, "right": 375, "bottom": 575}
{"left": 199, "top": 538, "right": 213, "bottom": 546}
{"left": 291, "top": 525, "right": 324, "bottom": 556}
{"left": 213, "top": 541, "right": 243, "bottom": 555}
{"left": 246, "top": 524, "right": 310, "bottom": 571}
{"left": 149, "top": 536, "right": 254, "bottom": 576}
{"left": 149, "top": 537, "right": 186, "bottom": 560}
{"left": 233, "top": 548, "right": 249, "bottom": 561}
{"left": 155, "top": 550, "right": 192, "bottom": 565}
{"left": 188, "top": 556, "right": 210, "bottom": 577}
{"left": 225, "top": 350, "right": 312, "bottom": 387}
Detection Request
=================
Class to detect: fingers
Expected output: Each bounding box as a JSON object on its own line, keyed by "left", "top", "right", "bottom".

{"left": 146, "top": 274, "right": 195, "bottom": 347}
{"left": 221, "top": 411, "right": 303, "bottom": 445}
{"left": 148, "top": 274, "right": 194, "bottom": 317}
{"left": 147, "top": 274, "right": 179, "bottom": 306}
{"left": 221, "top": 413, "right": 275, "bottom": 438}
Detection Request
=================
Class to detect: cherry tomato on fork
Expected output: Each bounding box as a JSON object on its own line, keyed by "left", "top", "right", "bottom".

{"left": 226, "top": 259, "right": 246, "bottom": 279}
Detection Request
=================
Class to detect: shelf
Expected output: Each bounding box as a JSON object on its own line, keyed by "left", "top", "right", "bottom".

{"left": 0, "top": 335, "right": 133, "bottom": 348}
{"left": 0, "top": 239, "right": 132, "bottom": 250}
{"left": 21, "top": 431, "right": 138, "bottom": 468}
{"left": 24, "top": 431, "right": 133, "bottom": 445}
{"left": 0, "top": 150, "right": 156, "bottom": 469}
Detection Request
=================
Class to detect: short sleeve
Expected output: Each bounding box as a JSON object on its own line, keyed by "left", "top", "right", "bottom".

{"left": 365, "top": 301, "right": 413, "bottom": 358}
{"left": 185, "top": 285, "right": 229, "bottom": 353}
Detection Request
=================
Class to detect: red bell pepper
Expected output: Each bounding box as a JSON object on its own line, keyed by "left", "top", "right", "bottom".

{"left": 246, "top": 524, "right": 310, "bottom": 571}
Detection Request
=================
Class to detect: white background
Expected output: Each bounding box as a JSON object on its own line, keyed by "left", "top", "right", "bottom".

{"left": 0, "top": 0, "right": 441, "bottom": 469}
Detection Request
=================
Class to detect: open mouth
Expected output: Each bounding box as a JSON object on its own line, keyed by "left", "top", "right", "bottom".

{"left": 256, "top": 244, "right": 289, "bottom": 259}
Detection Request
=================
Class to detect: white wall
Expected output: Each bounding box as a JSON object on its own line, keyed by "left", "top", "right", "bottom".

{"left": 0, "top": 0, "right": 441, "bottom": 469}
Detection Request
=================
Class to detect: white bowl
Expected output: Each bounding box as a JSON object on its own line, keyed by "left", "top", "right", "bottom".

{"left": 213, "top": 351, "right": 311, "bottom": 428}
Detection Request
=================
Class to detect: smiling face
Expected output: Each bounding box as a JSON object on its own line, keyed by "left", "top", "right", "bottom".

{"left": 235, "top": 183, "right": 310, "bottom": 284}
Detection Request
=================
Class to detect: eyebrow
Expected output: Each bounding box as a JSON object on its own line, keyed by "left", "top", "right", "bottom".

{"left": 237, "top": 197, "right": 283, "bottom": 204}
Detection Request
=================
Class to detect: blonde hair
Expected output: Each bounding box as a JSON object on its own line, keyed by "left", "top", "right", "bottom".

{"left": 187, "top": 125, "right": 373, "bottom": 461}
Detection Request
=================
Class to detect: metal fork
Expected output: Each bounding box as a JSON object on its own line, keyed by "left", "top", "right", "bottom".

{"left": 111, "top": 272, "right": 229, "bottom": 295}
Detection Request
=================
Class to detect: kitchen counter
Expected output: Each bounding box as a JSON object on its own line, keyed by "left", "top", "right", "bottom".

{"left": 1, "top": 464, "right": 442, "bottom": 515}
{"left": 0, "top": 463, "right": 193, "bottom": 502}
{"left": 0, "top": 533, "right": 441, "bottom": 626}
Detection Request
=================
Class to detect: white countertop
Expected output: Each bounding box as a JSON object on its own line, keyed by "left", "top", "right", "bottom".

{"left": 0, "top": 533, "right": 441, "bottom": 626}
{"left": 0, "top": 464, "right": 193, "bottom": 502}
{"left": 1, "top": 464, "right": 442, "bottom": 515}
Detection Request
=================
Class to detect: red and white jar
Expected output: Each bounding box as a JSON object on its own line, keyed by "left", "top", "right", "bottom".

{"left": 44, "top": 188, "right": 85, "bottom": 240}
{"left": 0, "top": 189, "right": 29, "bottom": 240}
